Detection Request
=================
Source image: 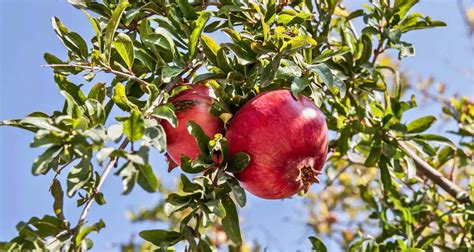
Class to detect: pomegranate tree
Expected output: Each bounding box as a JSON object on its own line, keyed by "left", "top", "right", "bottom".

{"left": 226, "top": 90, "right": 328, "bottom": 199}
{"left": 161, "top": 84, "right": 224, "bottom": 165}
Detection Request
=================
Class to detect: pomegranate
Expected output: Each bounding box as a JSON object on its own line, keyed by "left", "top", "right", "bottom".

{"left": 161, "top": 84, "right": 224, "bottom": 165}
{"left": 225, "top": 90, "right": 328, "bottom": 199}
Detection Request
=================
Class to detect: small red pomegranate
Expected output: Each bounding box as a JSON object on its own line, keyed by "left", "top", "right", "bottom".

{"left": 226, "top": 90, "right": 328, "bottom": 199}
{"left": 161, "top": 84, "right": 224, "bottom": 166}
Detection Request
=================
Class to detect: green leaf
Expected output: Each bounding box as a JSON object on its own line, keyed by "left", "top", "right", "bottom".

{"left": 143, "top": 125, "right": 167, "bottom": 152}
{"left": 357, "top": 34, "right": 372, "bottom": 63}
{"left": 223, "top": 43, "right": 256, "bottom": 65}
{"left": 51, "top": 17, "right": 88, "bottom": 60}
{"left": 83, "top": 99, "right": 105, "bottom": 126}
{"left": 412, "top": 134, "right": 456, "bottom": 148}
{"left": 164, "top": 193, "right": 194, "bottom": 215}
{"left": 137, "top": 164, "right": 158, "bottom": 193}
{"left": 153, "top": 105, "right": 177, "bottom": 127}
{"left": 50, "top": 179, "right": 65, "bottom": 220}
{"left": 309, "top": 236, "right": 327, "bottom": 252}
{"left": 32, "top": 146, "right": 62, "bottom": 175}
{"left": 117, "top": 161, "right": 138, "bottom": 195}
{"left": 112, "top": 33, "right": 134, "bottom": 69}
{"left": 227, "top": 152, "right": 250, "bottom": 173}
{"left": 88, "top": 82, "right": 106, "bottom": 103}
{"left": 180, "top": 155, "right": 208, "bottom": 174}
{"left": 177, "top": 0, "right": 198, "bottom": 20}
{"left": 180, "top": 174, "right": 200, "bottom": 192}
{"left": 399, "top": 42, "right": 415, "bottom": 59}
{"left": 282, "top": 35, "right": 317, "bottom": 54}
{"left": 187, "top": 121, "right": 210, "bottom": 156}
{"left": 221, "top": 195, "right": 242, "bottom": 245}
{"left": 162, "top": 66, "right": 182, "bottom": 80}
{"left": 139, "top": 230, "right": 181, "bottom": 247}
{"left": 406, "top": 116, "right": 436, "bottom": 134}
{"left": 104, "top": 1, "right": 129, "bottom": 63}
{"left": 291, "top": 77, "right": 311, "bottom": 97}
{"left": 112, "top": 82, "right": 138, "bottom": 112}
{"left": 365, "top": 143, "right": 382, "bottom": 167}
{"left": 309, "top": 64, "right": 334, "bottom": 86}
{"left": 313, "top": 47, "right": 350, "bottom": 63}
{"left": 227, "top": 176, "right": 246, "bottom": 207}
{"left": 94, "top": 192, "right": 107, "bottom": 205}
{"left": 250, "top": 3, "right": 269, "bottom": 41}
{"left": 201, "top": 34, "right": 220, "bottom": 66}
{"left": 189, "top": 11, "right": 211, "bottom": 59}
{"left": 394, "top": 0, "right": 420, "bottom": 18}
{"left": 67, "top": 158, "right": 92, "bottom": 197}
{"left": 123, "top": 110, "right": 145, "bottom": 142}
{"left": 74, "top": 220, "right": 105, "bottom": 248}
{"left": 379, "top": 157, "right": 393, "bottom": 192}
{"left": 55, "top": 74, "right": 87, "bottom": 106}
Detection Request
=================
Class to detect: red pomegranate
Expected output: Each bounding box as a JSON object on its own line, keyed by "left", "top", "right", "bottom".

{"left": 225, "top": 90, "right": 328, "bottom": 199}
{"left": 161, "top": 84, "right": 224, "bottom": 166}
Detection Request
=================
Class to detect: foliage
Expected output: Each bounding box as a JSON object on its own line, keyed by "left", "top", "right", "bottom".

{"left": 0, "top": 0, "right": 472, "bottom": 251}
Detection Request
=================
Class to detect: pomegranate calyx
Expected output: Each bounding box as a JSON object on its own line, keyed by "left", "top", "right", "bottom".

{"left": 301, "top": 166, "right": 321, "bottom": 193}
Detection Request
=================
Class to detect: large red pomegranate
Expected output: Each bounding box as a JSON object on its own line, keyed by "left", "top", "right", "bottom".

{"left": 161, "top": 84, "right": 224, "bottom": 166}
{"left": 225, "top": 90, "right": 328, "bottom": 199}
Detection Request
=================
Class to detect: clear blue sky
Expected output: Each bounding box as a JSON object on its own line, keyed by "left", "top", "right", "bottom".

{"left": 1, "top": 1, "right": 473, "bottom": 251}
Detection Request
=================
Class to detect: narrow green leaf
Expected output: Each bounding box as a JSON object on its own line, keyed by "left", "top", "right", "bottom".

{"left": 412, "top": 134, "right": 456, "bottom": 148}
{"left": 399, "top": 42, "right": 415, "bottom": 59}
{"left": 67, "top": 158, "right": 92, "bottom": 197}
{"left": 112, "top": 82, "right": 138, "bottom": 112}
{"left": 201, "top": 34, "right": 220, "bottom": 66}
{"left": 104, "top": 1, "right": 129, "bottom": 63}
{"left": 123, "top": 110, "right": 145, "bottom": 142}
{"left": 379, "top": 157, "right": 392, "bottom": 192}
{"left": 139, "top": 230, "right": 181, "bottom": 247}
{"left": 309, "top": 64, "right": 334, "bottom": 86}
{"left": 187, "top": 121, "right": 210, "bottom": 156}
{"left": 282, "top": 35, "right": 317, "bottom": 54}
{"left": 221, "top": 196, "right": 242, "bottom": 245}
{"left": 365, "top": 143, "right": 382, "bottom": 167}
{"left": 227, "top": 176, "right": 246, "bottom": 207}
{"left": 88, "top": 82, "right": 106, "bottom": 103}
{"left": 309, "top": 236, "right": 327, "bottom": 252}
{"left": 153, "top": 105, "right": 177, "bottom": 127}
{"left": 50, "top": 179, "right": 65, "bottom": 220}
{"left": 227, "top": 152, "right": 250, "bottom": 173}
{"left": 406, "top": 116, "right": 436, "bottom": 134}
{"left": 189, "top": 11, "right": 211, "bottom": 59}
{"left": 291, "top": 77, "right": 311, "bottom": 97}
{"left": 137, "top": 164, "right": 158, "bottom": 193}
{"left": 113, "top": 33, "right": 134, "bottom": 69}
{"left": 143, "top": 125, "right": 167, "bottom": 152}
{"left": 32, "top": 146, "right": 62, "bottom": 175}
{"left": 74, "top": 220, "right": 105, "bottom": 248}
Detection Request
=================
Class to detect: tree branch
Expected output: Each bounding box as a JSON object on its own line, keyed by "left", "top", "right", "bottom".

{"left": 398, "top": 140, "right": 472, "bottom": 204}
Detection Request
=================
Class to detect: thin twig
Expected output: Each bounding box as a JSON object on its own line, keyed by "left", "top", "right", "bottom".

{"left": 43, "top": 63, "right": 152, "bottom": 87}
{"left": 75, "top": 138, "right": 130, "bottom": 228}
{"left": 323, "top": 163, "right": 352, "bottom": 190}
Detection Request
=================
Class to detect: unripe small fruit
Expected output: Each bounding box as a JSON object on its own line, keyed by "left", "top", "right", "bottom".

{"left": 161, "top": 84, "right": 224, "bottom": 166}
{"left": 226, "top": 90, "right": 328, "bottom": 199}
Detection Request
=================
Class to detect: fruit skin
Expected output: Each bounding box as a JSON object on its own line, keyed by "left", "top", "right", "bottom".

{"left": 161, "top": 84, "right": 224, "bottom": 166}
{"left": 225, "top": 90, "right": 328, "bottom": 199}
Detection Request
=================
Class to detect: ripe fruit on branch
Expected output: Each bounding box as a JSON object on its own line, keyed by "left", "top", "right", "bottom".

{"left": 226, "top": 90, "right": 328, "bottom": 199}
{"left": 161, "top": 84, "right": 224, "bottom": 166}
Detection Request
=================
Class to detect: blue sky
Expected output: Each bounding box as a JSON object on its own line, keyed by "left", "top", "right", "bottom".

{"left": 1, "top": 1, "right": 473, "bottom": 251}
